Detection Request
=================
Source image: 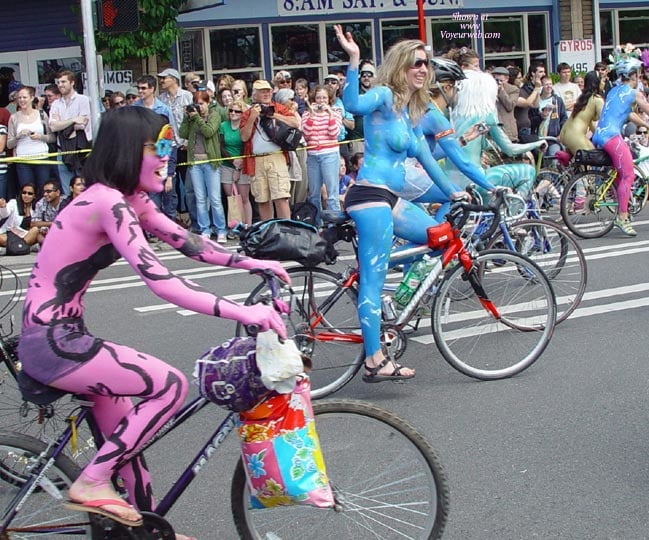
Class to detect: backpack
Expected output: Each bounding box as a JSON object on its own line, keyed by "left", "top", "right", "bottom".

{"left": 290, "top": 201, "right": 318, "bottom": 226}
{"left": 258, "top": 116, "right": 303, "bottom": 152}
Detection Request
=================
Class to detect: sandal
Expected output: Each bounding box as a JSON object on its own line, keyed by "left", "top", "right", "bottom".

{"left": 64, "top": 498, "right": 143, "bottom": 527}
{"left": 362, "top": 357, "right": 415, "bottom": 383}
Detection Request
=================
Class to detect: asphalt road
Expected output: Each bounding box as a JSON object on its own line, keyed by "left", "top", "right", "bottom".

{"left": 2, "top": 216, "right": 649, "bottom": 539}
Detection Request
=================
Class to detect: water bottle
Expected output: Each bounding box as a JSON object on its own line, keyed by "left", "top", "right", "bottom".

{"left": 393, "top": 258, "right": 428, "bottom": 307}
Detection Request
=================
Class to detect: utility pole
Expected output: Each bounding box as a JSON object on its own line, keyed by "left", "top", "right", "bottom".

{"left": 80, "top": 0, "right": 101, "bottom": 139}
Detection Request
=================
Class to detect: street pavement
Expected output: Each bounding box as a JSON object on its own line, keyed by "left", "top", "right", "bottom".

{"left": 2, "top": 217, "right": 649, "bottom": 539}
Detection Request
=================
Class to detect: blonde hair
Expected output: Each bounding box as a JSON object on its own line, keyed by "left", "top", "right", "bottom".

{"left": 231, "top": 98, "right": 248, "bottom": 111}
{"left": 231, "top": 79, "right": 249, "bottom": 101}
{"left": 374, "top": 39, "right": 432, "bottom": 124}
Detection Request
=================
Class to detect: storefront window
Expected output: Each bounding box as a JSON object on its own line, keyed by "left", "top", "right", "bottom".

{"left": 210, "top": 27, "right": 261, "bottom": 71}
{"left": 271, "top": 24, "right": 320, "bottom": 66}
{"left": 618, "top": 9, "right": 649, "bottom": 47}
{"left": 483, "top": 16, "right": 523, "bottom": 54}
{"left": 381, "top": 20, "right": 420, "bottom": 52}
{"left": 179, "top": 29, "right": 204, "bottom": 74}
{"left": 599, "top": 11, "right": 614, "bottom": 48}
{"left": 430, "top": 19, "right": 474, "bottom": 56}
{"left": 326, "top": 22, "right": 373, "bottom": 66}
{"left": 527, "top": 14, "right": 547, "bottom": 52}
{"left": 38, "top": 58, "right": 82, "bottom": 84}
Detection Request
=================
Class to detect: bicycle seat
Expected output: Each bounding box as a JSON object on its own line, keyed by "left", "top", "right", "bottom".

{"left": 554, "top": 150, "right": 571, "bottom": 167}
{"left": 17, "top": 370, "right": 66, "bottom": 406}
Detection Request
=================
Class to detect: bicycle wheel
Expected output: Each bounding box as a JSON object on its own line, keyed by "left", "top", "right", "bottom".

{"left": 231, "top": 399, "right": 449, "bottom": 540}
{"left": 432, "top": 249, "right": 556, "bottom": 380}
{"left": 560, "top": 170, "right": 618, "bottom": 238}
{"left": 534, "top": 167, "right": 565, "bottom": 220}
{"left": 236, "top": 267, "right": 364, "bottom": 400}
{"left": 629, "top": 169, "right": 648, "bottom": 216}
{"left": 0, "top": 339, "right": 95, "bottom": 466}
{"left": 0, "top": 431, "right": 93, "bottom": 539}
{"left": 485, "top": 219, "right": 587, "bottom": 324}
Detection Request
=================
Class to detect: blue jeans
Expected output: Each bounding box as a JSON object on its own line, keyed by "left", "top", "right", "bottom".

{"left": 307, "top": 150, "right": 341, "bottom": 225}
{"left": 57, "top": 157, "right": 75, "bottom": 197}
{"left": 16, "top": 162, "right": 52, "bottom": 194}
{"left": 189, "top": 163, "right": 225, "bottom": 235}
{"left": 150, "top": 176, "right": 178, "bottom": 220}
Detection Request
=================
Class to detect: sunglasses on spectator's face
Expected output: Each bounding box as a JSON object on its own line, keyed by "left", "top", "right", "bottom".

{"left": 360, "top": 71, "right": 374, "bottom": 78}
{"left": 229, "top": 108, "right": 242, "bottom": 114}
{"left": 113, "top": 100, "right": 125, "bottom": 105}
{"left": 326, "top": 79, "right": 339, "bottom": 85}
{"left": 639, "top": 130, "right": 648, "bottom": 134}
{"left": 409, "top": 59, "right": 428, "bottom": 69}
{"left": 22, "top": 190, "right": 34, "bottom": 195}
{"left": 137, "top": 86, "right": 149, "bottom": 91}
{"left": 143, "top": 124, "right": 174, "bottom": 158}
{"left": 43, "top": 189, "right": 56, "bottom": 194}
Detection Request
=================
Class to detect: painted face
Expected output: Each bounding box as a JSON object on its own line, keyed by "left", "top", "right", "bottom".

{"left": 406, "top": 52, "right": 429, "bottom": 93}
{"left": 139, "top": 125, "right": 172, "bottom": 192}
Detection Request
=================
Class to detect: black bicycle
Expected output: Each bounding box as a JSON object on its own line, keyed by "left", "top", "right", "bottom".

{"left": 0, "top": 271, "right": 450, "bottom": 539}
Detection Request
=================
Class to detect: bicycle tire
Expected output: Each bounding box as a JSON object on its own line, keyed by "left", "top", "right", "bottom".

{"left": 0, "top": 430, "right": 92, "bottom": 539}
{"left": 230, "top": 399, "right": 449, "bottom": 540}
{"left": 236, "top": 267, "right": 364, "bottom": 400}
{"left": 560, "top": 170, "right": 618, "bottom": 239}
{"left": 485, "top": 219, "right": 587, "bottom": 324}
{"left": 629, "top": 168, "right": 649, "bottom": 216}
{"left": 534, "top": 167, "right": 565, "bottom": 220}
{"left": 432, "top": 249, "right": 556, "bottom": 380}
{"left": 0, "top": 338, "right": 96, "bottom": 466}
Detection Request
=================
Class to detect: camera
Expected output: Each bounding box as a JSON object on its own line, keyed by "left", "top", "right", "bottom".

{"left": 316, "top": 104, "right": 324, "bottom": 111}
{"left": 186, "top": 104, "right": 197, "bottom": 113}
{"left": 256, "top": 104, "right": 275, "bottom": 117}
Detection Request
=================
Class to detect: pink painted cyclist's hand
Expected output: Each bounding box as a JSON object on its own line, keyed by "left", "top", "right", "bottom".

{"left": 238, "top": 304, "right": 288, "bottom": 340}
{"left": 247, "top": 260, "right": 291, "bottom": 285}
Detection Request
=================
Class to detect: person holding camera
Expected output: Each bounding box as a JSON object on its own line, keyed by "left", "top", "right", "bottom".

{"left": 492, "top": 66, "right": 519, "bottom": 142}
{"left": 300, "top": 84, "right": 342, "bottom": 225}
{"left": 179, "top": 90, "right": 227, "bottom": 243}
{"left": 239, "top": 79, "right": 301, "bottom": 221}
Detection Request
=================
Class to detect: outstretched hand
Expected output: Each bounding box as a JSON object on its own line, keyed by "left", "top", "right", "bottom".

{"left": 334, "top": 24, "right": 360, "bottom": 64}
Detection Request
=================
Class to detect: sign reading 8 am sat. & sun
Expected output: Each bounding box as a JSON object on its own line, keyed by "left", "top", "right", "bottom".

{"left": 278, "top": 0, "right": 463, "bottom": 16}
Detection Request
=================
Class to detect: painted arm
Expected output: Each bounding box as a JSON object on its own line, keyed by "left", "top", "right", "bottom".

{"left": 489, "top": 123, "right": 545, "bottom": 156}
{"left": 105, "top": 194, "right": 288, "bottom": 336}
{"left": 413, "top": 127, "right": 458, "bottom": 199}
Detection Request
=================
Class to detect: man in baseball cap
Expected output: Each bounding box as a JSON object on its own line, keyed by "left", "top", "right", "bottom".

{"left": 157, "top": 68, "right": 181, "bottom": 83}
{"left": 252, "top": 80, "right": 272, "bottom": 91}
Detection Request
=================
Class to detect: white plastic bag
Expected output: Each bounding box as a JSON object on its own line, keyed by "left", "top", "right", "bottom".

{"left": 255, "top": 331, "right": 304, "bottom": 393}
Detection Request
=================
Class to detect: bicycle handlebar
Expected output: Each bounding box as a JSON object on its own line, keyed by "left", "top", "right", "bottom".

{"left": 247, "top": 268, "right": 291, "bottom": 335}
{"left": 448, "top": 188, "right": 508, "bottom": 240}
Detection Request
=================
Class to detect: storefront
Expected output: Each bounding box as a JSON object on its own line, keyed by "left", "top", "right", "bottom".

{"left": 177, "top": 0, "right": 648, "bottom": 86}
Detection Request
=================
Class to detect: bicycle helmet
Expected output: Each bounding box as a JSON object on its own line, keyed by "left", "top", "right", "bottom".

{"left": 194, "top": 336, "right": 271, "bottom": 412}
{"left": 614, "top": 57, "right": 642, "bottom": 79}
{"left": 430, "top": 57, "right": 466, "bottom": 82}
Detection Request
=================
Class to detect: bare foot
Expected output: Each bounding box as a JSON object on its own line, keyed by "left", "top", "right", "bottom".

{"left": 68, "top": 476, "right": 142, "bottom": 524}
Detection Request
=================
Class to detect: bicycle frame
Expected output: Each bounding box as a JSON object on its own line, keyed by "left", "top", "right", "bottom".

{"left": 0, "top": 394, "right": 240, "bottom": 535}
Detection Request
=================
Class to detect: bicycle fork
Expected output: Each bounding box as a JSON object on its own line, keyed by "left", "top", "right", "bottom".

{"left": 457, "top": 249, "right": 501, "bottom": 320}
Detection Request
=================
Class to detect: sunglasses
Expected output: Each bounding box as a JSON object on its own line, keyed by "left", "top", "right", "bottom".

{"left": 43, "top": 189, "right": 56, "bottom": 194}
{"left": 113, "top": 100, "right": 125, "bottom": 105}
{"left": 639, "top": 130, "right": 648, "bottom": 134}
{"left": 326, "top": 79, "right": 339, "bottom": 85}
{"left": 232, "top": 89, "right": 243, "bottom": 94}
{"left": 22, "top": 191, "right": 34, "bottom": 195}
{"left": 137, "top": 86, "right": 149, "bottom": 91}
{"left": 409, "top": 58, "right": 428, "bottom": 69}
{"left": 143, "top": 124, "right": 174, "bottom": 158}
{"left": 360, "top": 71, "right": 374, "bottom": 78}
{"left": 229, "top": 108, "right": 243, "bottom": 113}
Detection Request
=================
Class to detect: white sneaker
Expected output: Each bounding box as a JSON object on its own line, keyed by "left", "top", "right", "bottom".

{"left": 217, "top": 233, "right": 227, "bottom": 244}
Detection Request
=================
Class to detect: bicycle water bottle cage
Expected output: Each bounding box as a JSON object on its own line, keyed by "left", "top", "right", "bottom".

{"left": 426, "top": 221, "right": 454, "bottom": 249}
{"left": 574, "top": 149, "right": 612, "bottom": 167}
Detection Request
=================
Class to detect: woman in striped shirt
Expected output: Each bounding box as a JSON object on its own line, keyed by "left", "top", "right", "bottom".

{"left": 301, "top": 85, "right": 343, "bottom": 225}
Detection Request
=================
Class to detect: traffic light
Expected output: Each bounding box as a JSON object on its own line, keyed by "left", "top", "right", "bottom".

{"left": 98, "top": 0, "right": 140, "bottom": 33}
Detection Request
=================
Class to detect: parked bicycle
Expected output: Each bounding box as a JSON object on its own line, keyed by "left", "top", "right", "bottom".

{"left": 0, "top": 271, "right": 450, "bottom": 540}
{"left": 239, "top": 195, "right": 557, "bottom": 398}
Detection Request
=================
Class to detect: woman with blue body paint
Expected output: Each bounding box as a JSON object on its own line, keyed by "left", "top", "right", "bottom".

{"left": 334, "top": 25, "right": 467, "bottom": 383}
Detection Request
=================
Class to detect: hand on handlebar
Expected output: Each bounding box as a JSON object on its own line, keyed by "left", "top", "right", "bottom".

{"left": 248, "top": 261, "right": 291, "bottom": 285}
{"left": 238, "top": 304, "right": 288, "bottom": 340}
{"left": 450, "top": 191, "right": 471, "bottom": 202}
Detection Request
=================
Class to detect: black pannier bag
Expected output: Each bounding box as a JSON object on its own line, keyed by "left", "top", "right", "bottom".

{"left": 574, "top": 149, "right": 612, "bottom": 167}
{"left": 238, "top": 219, "right": 337, "bottom": 266}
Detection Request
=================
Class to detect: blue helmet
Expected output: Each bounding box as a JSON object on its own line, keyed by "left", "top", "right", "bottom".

{"left": 614, "top": 57, "right": 643, "bottom": 79}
